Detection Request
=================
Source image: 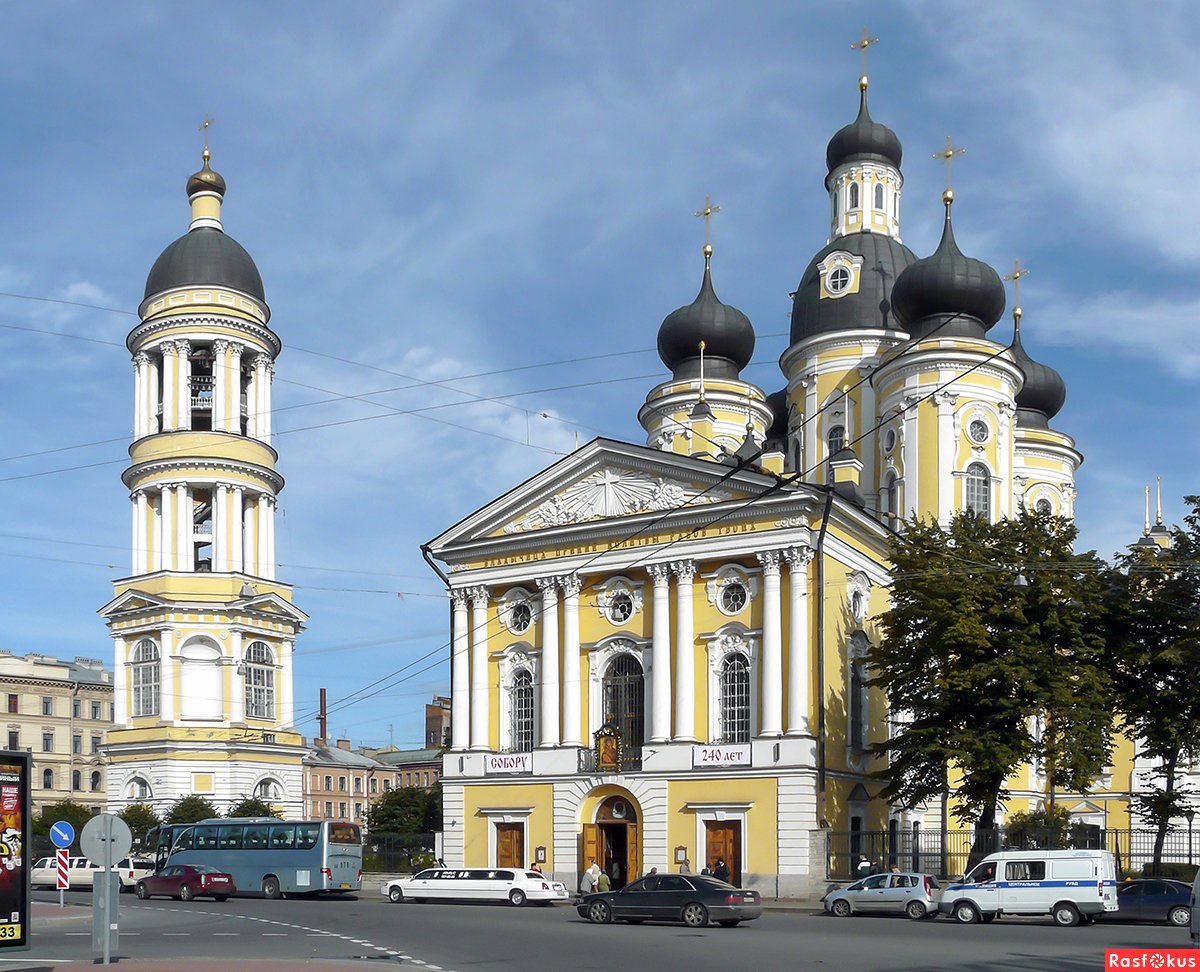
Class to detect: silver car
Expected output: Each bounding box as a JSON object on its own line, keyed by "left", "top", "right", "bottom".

{"left": 825, "top": 872, "right": 940, "bottom": 919}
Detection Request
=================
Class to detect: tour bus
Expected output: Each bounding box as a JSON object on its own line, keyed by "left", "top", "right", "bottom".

{"left": 145, "top": 818, "right": 363, "bottom": 898}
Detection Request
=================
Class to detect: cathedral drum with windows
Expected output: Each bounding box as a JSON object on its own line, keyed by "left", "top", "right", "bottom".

{"left": 427, "top": 64, "right": 1081, "bottom": 895}
{"left": 100, "top": 144, "right": 308, "bottom": 815}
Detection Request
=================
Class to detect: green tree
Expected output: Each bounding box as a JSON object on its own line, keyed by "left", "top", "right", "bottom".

{"left": 226, "top": 797, "right": 280, "bottom": 819}
{"left": 32, "top": 800, "right": 93, "bottom": 839}
{"left": 119, "top": 803, "right": 160, "bottom": 844}
{"left": 367, "top": 787, "right": 435, "bottom": 834}
{"left": 870, "top": 509, "right": 1112, "bottom": 836}
{"left": 1109, "top": 496, "right": 1200, "bottom": 870}
{"left": 1003, "top": 806, "right": 1072, "bottom": 849}
{"left": 164, "top": 795, "right": 218, "bottom": 824}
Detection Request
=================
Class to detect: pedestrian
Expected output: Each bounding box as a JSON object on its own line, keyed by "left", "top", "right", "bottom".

{"left": 701, "top": 864, "right": 712, "bottom": 877}
{"left": 680, "top": 858, "right": 691, "bottom": 874}
{"left": 855, "top": 856, "right": 872, "bottom": 878}
{"left": 713, "top": 857, "right": 731, "bottom": 884}
{"left": 649, "top": 866, "right": 657, "bottom": 875}
{"left": 597, "top": 870, "right": 611, "bottom": 892}
{"left": 580, "top": 860, "right": 601, "bottom": 896}
{"left": 610, "top": 859, "right": 622, "bottom": 886}
{"left": 530, "top": 861, "right": 542, "bottom": 874}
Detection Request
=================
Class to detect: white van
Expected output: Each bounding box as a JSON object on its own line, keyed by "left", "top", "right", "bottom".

{"left": 938, "top": 849, "right": 1118, "bottom": 926}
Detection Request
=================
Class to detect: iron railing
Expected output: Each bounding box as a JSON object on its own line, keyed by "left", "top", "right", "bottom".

{"left": 363, "top": 832, "right": 437, "bottom": 873}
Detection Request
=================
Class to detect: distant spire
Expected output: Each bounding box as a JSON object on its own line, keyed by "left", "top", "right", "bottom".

{"left": 1144, "top": 485, "right": 1151, "bottom": 535}
{"left": 1156, "top": 476, "right": 1164, "bottom": 527}
{"left": 693, "top": 194, "right": 720, "bottom": 268}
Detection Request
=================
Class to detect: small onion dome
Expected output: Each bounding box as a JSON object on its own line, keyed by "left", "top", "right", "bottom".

{"left": 1011, "top": 310, "right": 1066, "bottom": 428}
{"left": 657, "top": 255, "right": 755, "bottom": 380}
{"left": 790, "top": 233, "right": 916, "bottom": 344}
{"left": 186, "top": 150, "right": 227, "bottom": 198}
{"left": 825, "top": 78, "right": 903, "bottom": 178}
{"left": 890, "top": 201, "right": 1005, "bottom": 338}
{"left": 765, "top": 388, "right": 789, "bottom": 442}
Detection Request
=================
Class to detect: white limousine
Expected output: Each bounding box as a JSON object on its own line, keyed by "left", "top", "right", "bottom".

{"left": 382, "top": 867, "right": 570, "bottom": 906}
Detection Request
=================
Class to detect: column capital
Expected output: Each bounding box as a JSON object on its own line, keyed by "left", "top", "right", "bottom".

{"left": 228, "top": 341, "right": 246, "bottom": 357}
{"left": 558, "top": 573, "right": 581, "bottom": 597}
{"left": 535, "top": 576, "right": 558, "bottom": 597}
{"left": 756, "top": 549, "right": 783, "bottom": 573}
{"left": 783, "top": 544, "right": 814, "bottom": 570}
{"left": 172, "top": 338, "right": 191, "bottom": 355}
{"left": 213, "top": 339, "right": 231, "bottom": 355}
{"left": 669, "top": 560, "right": 696, "bottom": 582}
{"left": 466, "top": 585, "right": 489, "bottom": 608}
{"left": 133, "top": 351, "right": 150, "bottom": 367}
{"left": 647, "top": 562, "right": 672, "bottom": 585}
{"left": 450, "top": 588, "right": 470, "bottom": 609}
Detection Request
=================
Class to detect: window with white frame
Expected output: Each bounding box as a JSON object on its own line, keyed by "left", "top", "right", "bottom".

{"left": 129, "top": 777, "right": 151, "bottom": 800}
{"left": 131, "top": 639, "right": 160, "bottom": 717}
{"left": 965, "top": 463, "right": 990, "bottom": 517}
{"left": 510, "top": 670, "right": 535, "bottom": 752}
{"left": 706, "top": 630, "right": 758, "bottom": 742}
{"left": 874, "top": 182, "right": 884, "bottom": 211}
{"left": 827, "top": 425, "right": 845, "bottom": 457}
{"left": 245, "top": 641, "right": 275, "bottom": 720}
{"left": 255, "top": 778, "right": 282, "bottom": 801}
{"left": 849, "top": 182, "right": 860, "bottom": 209}
{"left": 719, "top": 654, "right": 751, "bottom": 744}
{"left": 848, "top": 632, "right": 871, "bottom": 751}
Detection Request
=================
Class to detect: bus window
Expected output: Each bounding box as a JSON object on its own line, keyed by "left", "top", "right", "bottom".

{"left": 174, "top": 828, "right": 195, "bottom": 852}
{"left": 218, "top": 825, "right": 244, "bottom": 850}
{"left": 328, "top": 823, "right": 361, "bottom": 844}
{"left": 269, "top": 825, "right": 296, "bottom": 850}
{"left": 295, "top": 823, "right": 320, "bottom": 850}
{"left": 194, "top": 826, "right": 219, "bottom": 850}
{"left": 243, "top": 825, "right": 269, "bottom": 850}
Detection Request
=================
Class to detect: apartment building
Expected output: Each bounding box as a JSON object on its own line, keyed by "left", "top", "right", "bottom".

{"left": 303, "top": 739, "right": 398, "bottom": 826}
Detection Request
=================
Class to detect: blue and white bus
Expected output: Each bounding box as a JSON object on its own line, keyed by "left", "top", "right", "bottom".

{"left": 145, "top": 818, "right": 363, "bottom": 898}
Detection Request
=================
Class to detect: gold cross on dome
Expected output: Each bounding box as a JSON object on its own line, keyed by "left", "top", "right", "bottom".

{"left": 1003, "top": 259, "right": 1030, "bottom": 306}
{"left": 934, "top": 136, "right": 966, "bottom": 191}
{"left": 198, "top": 114, "right": 215, "bottom": 152}
{"left": 694, "top": 195, "right": 720, "bottom": 246}
{"left": 851, "top": 26, "right": 879, "bottom": 75}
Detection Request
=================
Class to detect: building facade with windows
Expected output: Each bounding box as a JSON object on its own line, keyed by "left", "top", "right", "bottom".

{"left": 426, "top": 67, "right": 1082, "bottom": 896}
{"left": 375, "top": 748, "right": 443, "bottom": 790}
{"left": 0, "top": 652, "right": 113, "bottom": 814}
{"left": 100, "top": 146, "right": 308, "bottom": 816}
{"left": 303, "top": 740, "right": 398, "bottom": 827}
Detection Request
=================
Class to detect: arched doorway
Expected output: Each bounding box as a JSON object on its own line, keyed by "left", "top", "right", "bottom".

{"left": 582, "top": 794, "right": 640, "bottom": 890}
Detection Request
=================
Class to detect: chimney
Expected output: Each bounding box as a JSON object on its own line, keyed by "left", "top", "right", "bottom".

{"left": 336, "top": 738, "right": 351, "bottom": 750}
{"left": 318, "top": 688, "right": 327, "bottom": 741}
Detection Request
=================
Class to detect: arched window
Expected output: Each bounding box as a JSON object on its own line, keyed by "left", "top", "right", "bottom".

{"left": 602, "top": 655, "right": 644, "bottom": 759}
{"left": 90, "top": 771, "right": 101, "bottom": 792}
{"left": 832, "top": 190, "right": 839, "bottom": 224}
{"left": 827, "top": 425, "right": 845, "bottom": 456}
{"left": 883, "top": 472, "right": 898, "bottom": 521}
{"left": 245, "top": 641, "right": 275, "bottom": 720}
{"left": 131, "top": 640, "right": 160, "bottom": 718}
{"left": 129, "top": 777, "right": 151, "bottom": 801}
{"left": 849, "top": 182, "right": 860, "bottom": 209}
{"left": 41, "top": 769, "right": 52, "bottom": 789}
{"left": 874, "top": 183, "right": 884, "bottom": 210}
{"left": 719, "top": 654, "right": 751, "bottom": 744}
{"left": 71, "top": 770, "right": 81, "bottom": 791}
{"left": 510, "top": 670, "right": 534, "bottom": 752}
{"left": 255, "top": 778, "right": 281, "bottom": 801}
{"left": 965, "top": 463, "right": 990, "bottom": 517}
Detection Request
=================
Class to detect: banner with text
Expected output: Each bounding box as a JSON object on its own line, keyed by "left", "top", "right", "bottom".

{"left": 692, "top": 744, "right": 751, "bottom": 768}
{"left": 484, "top": 753, "right": 533, "bottom": 775}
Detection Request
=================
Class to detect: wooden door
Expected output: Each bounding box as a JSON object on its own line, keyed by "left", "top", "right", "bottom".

{"left": 496, "top": 823, "right": 523, "bottom": 869}
{"left": 626, "top": 823, "right": 640, "bottom": 882}
{"left": 581, "top": 823, "right": 600, "bottom": 888}
{"left": 705, "top": 821, "right": 741, "bottom": 886}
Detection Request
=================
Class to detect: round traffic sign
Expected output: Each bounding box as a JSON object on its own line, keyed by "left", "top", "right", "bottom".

{"left": 80, "top": 814, "right": 132, "bottom": 867}
{"left": 49, "top": 820, "right": 75, "bottom": 848}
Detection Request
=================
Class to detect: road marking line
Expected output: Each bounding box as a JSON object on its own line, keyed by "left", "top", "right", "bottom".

{"left": 163, "top": 933, "right": 190, "bottom": 936}
{"left": 65, "top": 933, "right": 89, "bottom": 936}
{"left": 213, "top": 933, "right": 239, "bottom": 936}
{"left": 262, "top": 932, "right": 287, "bottom": 936}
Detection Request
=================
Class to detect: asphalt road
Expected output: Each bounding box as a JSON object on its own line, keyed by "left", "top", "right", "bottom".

{"left": 8, "top": 889, "right": 1192, "bottom": 971}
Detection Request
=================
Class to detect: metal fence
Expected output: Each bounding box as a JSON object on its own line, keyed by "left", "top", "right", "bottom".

{"left": 363, "top": 832, "right": 438, "bottom": 873}
{"left": 826, "top": 828, "right": 1200, "bottom": 881}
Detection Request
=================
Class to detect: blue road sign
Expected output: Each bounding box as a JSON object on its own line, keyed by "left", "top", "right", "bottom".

{"left": 50, "top": 820, "right": 75, "bottom": 848}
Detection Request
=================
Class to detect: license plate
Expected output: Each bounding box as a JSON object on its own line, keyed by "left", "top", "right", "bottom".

{"left": 212, "top": 878, "right": 228, "bottom": 883}
{"left": 340, "top": 883, "right": 350, "bottom": 889}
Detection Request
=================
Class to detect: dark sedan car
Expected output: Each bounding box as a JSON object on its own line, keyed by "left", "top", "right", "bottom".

{"left": 1099, "top": 879, "right": 1192, "bottom": 925}
{"left": 577, "top": 873, "right": 762, "bottom": 928}
{"left": 135, "top": 864, "right": 237, "bottom": 902}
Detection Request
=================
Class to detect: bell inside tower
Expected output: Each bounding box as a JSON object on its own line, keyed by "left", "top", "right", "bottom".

{"left": 190, "top": 347, "right": 214, "bottom": 432}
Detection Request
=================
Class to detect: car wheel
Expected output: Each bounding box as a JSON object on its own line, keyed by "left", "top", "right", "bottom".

{"left": 135, "top": 883, "right": 149, "bottom": 900}
{"left": 953, "top": 901, "right": 980, "bottom": 924}
{"left": 830, "top": 899, "right": 852, "bottom": 918}
{"left": 1052, "top": 902, "right": 1081, "bottom": 927}
{"left": 587, "top": 900, "right": 612, "bottom": 924}
{"left": 261, "top": 876, "right": 281, "bottom": 900}
{"left": 214, "top": 896, "right": 228, "bottom": 903}
{"left": 388, "top": 886, "right": 403, "bottom": 904}
{"left": 179, "top": 884, "right": 194, "bottom": 902}
{"left": 682, "top": 902, "right": 709, "bottom": 928}
{"left": 906, "top": 901, "right": 927, "bottom": 920}
{"left": 1170, "top": 905, "right": 1191, "bottom": 927}
{"left": 508, "top": 888, "right": 526, "bottom": 907}
{"left": 718, "top": 919, "right": 741, "bottom": 927}
{"left": 981, "top": 913, "right": 996, "bottom": 923}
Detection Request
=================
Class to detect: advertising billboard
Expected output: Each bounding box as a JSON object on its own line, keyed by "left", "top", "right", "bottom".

{"left": 0, "top": 751, "right": 30, "bottom": 951}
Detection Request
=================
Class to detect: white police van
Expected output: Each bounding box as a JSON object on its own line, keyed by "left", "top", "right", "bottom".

{"left": 938, "top": 849, "right": 1118, "bottom": 926}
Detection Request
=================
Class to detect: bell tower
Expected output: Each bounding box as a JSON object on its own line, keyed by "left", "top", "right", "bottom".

{"left": 101, "top": 133, "right": 308, "bottom": 816}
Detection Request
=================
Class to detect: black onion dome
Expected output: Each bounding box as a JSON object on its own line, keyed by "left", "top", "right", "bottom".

{"left": 765, "top": 388, "right": 789, "bottom": 442}
{"left": 658, "top": 262, "right": 755, "bottom": 380}
{"left": 1012, "top": 321, "right": 1066, "bottom": 428}
{"left": 143, "top": 227, "right": 265, "bottom": 303}
{"left": 826, "top": 83, "right": 903, "bottom": 176}
{"left": 890, "top": 206, "right": 1005, "bottom": 337}
{"left": 789, "top": 233, "right": 917, "bottom": 344}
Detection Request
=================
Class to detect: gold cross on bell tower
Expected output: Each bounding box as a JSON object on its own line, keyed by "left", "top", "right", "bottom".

{"left": 851, "top": 26, "right": 879, "bottom": 83}
{"left": 198, "top": 113, "right": 215, "bottom": 160}
{"left": 933, "top": 136, "right": 965, "bottom": 204}
{"left": 1004, "top": 259, "right": 1030, "bottom": 330}
{"left": 694, "top": 194, "right": 720, "bottom": 263}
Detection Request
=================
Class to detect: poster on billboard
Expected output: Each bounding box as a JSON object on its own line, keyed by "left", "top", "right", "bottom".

{"left": 0, "top": 751, "right": 30, "bottom": 951}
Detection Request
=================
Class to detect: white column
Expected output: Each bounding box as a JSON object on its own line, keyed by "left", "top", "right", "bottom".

{"left": 134, "top": 489, "right": 149, "bottom": 574}
{"left": 231, "top": 487, "right": 244, "bottom": 573}
{"left": 469, "top": 587, "right": 490, "bottom": 751}
{"left": 151, "top": 491, "right": 163, "bottom": 572}
{"left": 934, "top": 390, "right": 957, "bottom": 525}
{"left": 560, "top": 574, "right": 582, "bottom": 747}
{"left": 243, "top": 495, "right": 256, "bottom": 576}
{"left": 279, "top": 638, "right": 294, "bottom": 727}
{"left": 757, "top": 550, "right": 783, "bottom": 738}
{"left": 450, "top": 591, "right": 470, "bottom": 751}
{"left": 229, "top": 343, "right": 244, "bottom": 434}
{"left": 161, "top": 343, "right": 177, "bottom": 431}
{"left": 785, "top": 545, "right": 814, "bottom": 736}
{"left": 229, "top": 629, "right": 243, "bottom": 723}
{"left": 159, "top": 484, "right": 174, "bottom": 571}
{"left": 130, "top": 493, "right": 139, "bottom": 574}
{"left": 175, "top": 483, "right": 190, "bottom": 571}
{"left": 160, "top": 628, "right": 175, "bottom": 722}
{"left": 260, "top": 358, "right": 274, "bottom": 443}
{"left": 265, "top": 495, "right": 276, "bottom": 579}
{"left": 671, "top": 560, "right": 696, "bottom": 742}
{"left": 257, "top": 494, "right": 270, "bottom": 579}
{"left": 215, "top": 484, "right": 228, "bottom": 572}
{"left": 536, "top": 578, "right": 561, "bottom": 748}
{"left": 148, "top": 354, "right": 160, "bottom": 435}
{"left": 648, "top": 563, "right": 672, "bottom": 744}
{"left": 245, "top": 363, "right": 258, "bottom": 439}
{"left": 176, "top": 341, "right": 192, "bottom": 431}
{"left": 113, "top": 637, "right": 128, "bottom": 727}
{"left": 133, "top": 353, "right": 148, "bottom": 438}
{"left": 213, "top": 339, "right": 229, "bottom": 432}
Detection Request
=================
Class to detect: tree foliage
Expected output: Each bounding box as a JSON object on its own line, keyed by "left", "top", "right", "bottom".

{"left": 870, "top": 508, "right": 1112, "bottom": 830}
{"left": 226, "top": 797, "right": 280, "bottom": 819}
{"left": 119, "top": 803, "right": 160, "bottom": 842}
{"left": 366, "top": 785, "right": 441, "bottom": 834}
{"left": 32, "top": 800, "right": 93, "bottom": 839}
{"left": 1109, "top": 496, "right": 1200, "bottom": 866}
{"left": 164, "top": 795, "right": 219, "bottom": 824}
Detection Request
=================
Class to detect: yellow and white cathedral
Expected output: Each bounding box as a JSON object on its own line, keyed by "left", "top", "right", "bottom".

{"left": 100, "top": 147, "right": 307, "bottom": 815}
{"left": 426, "top": 70, "right": 1083, "bottom": 896}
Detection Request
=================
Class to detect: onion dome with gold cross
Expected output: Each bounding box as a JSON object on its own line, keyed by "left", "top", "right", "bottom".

{"left": 825, "top": 75, "right": 903, "bottom": 182}
{"left": 1010, "top": 307, "right": 1066, "bottom": 429}
{"left": 657, "top": 247, "right": 755, "bottom": 381}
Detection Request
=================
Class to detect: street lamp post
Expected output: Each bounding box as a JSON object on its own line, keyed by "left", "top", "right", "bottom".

{"left": 1186, "top": 809, "right": 1196, "bottom": 868}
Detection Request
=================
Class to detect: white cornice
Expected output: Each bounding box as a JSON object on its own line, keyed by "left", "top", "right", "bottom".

{"left": 128, "top": 311, "right": 279, "bottom": 356}
{"left": 122, "top": 454, "right": 283, "bottom": 492}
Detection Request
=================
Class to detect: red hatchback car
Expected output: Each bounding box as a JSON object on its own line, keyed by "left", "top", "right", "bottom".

{"left": 136, "top": 864, "right": 237, "bottom": 902}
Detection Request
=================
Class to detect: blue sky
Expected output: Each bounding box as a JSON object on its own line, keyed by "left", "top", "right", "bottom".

{"left": 0, "top": 3, "right": 1195, "bottom": 750}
